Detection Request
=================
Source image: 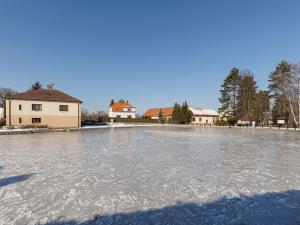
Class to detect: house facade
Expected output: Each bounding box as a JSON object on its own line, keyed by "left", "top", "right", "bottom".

{"left": 109, "top": 101, "right": 136, "bottom": 118}
{"left": 144, "top": 107, "right": 173, "bottom": 122}
{"left": 0, "top": 107, "right": 4, "bottom": 119}
{"left": 6, "top": 89, "right": 82, "bottom": 128}
{"left": 189, "top": 107, "right": 219, "bottom": 125}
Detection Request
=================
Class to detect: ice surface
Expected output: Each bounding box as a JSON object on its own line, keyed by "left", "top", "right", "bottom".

{"left": 0, "top": 127, "right": 299, "bottom": 225}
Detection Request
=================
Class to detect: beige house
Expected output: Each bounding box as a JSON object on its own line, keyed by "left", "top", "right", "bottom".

{"left": 6, "top": 89, "right": 82, "bottom": 128}
{"left": 189, "top": 107, "right": 219, "bottom": 125}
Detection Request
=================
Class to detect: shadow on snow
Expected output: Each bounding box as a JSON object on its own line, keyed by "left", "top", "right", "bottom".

{"left": 0, "top": 173, "right": 34, "bottom": 187}
{"left": 42, "top": 190, "right": 300, "bottom": 225}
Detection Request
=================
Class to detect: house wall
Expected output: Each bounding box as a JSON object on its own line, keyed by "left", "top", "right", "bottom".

{"left": 0, "top": 108, "right": 4, "bottom": 119}
{"left": 191, "top": 115, "right": 218, "bottom": 125}
{"left": 6, "top": 99, "right": 81, "bottom": 128}
{"left": 108, "top": 107, "right": 136, "bottom": 118}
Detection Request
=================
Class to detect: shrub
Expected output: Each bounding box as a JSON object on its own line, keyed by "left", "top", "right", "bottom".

{"left": 215, "top": 120, "right": 229, "bottom": 126}
{"left": 24, "top": 124, "right": 49, "bottom": 129}
{"left": 0, "top": 118, "right": 6, "bottom": 127}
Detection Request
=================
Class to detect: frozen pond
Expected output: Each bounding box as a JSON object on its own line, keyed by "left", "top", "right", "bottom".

{"left": 0, "top": 127, "right": 300, "bottom": 225}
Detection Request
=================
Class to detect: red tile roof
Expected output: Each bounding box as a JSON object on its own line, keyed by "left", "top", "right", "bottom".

{"left": 8, "top": 89, "right": 82, "bottom": 103}
{"left": 144, "top": 107, "right": 174, "bottom": 117}
{"left": 111, "top": 102, "right": 135, "bottom": 112}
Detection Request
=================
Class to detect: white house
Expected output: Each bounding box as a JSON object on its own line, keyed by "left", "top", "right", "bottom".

{"left": 189, "top": 107, "right": 219, "bottom": 125}
{"left": 0, "top": 107, "right": 4, "bottom": 119}
{"left": 109, "top": 101, "right": 136, "bottom": 118}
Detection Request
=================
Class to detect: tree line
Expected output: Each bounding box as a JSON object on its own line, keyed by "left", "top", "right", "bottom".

{"left": 219, "top": 60, "right": 300, "bottom": 127}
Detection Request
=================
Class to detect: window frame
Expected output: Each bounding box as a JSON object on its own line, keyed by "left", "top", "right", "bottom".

{"left": 32, "top": 104, "right": 42, "bottom": 111}
{"left": 32, "top": 118, "right": 41, "bottom": 124}
{"left": 59, "top": 105, "right": 69, "bottom": 112}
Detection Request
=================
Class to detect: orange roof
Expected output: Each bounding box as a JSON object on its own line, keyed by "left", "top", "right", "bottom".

{"left": 144, "top": 107, "right": 173, "bottom": 117}
{"left": 111, "top": 102, "right": 135, "bottom": 112}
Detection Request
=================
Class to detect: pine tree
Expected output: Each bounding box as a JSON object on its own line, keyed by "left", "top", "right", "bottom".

{"left": 172, "top": 102, "right": 181, "bottom": 124}
{"left": 219, "top": 68, "right": 241, "bottom": 116}
{"left": 181, "top": 101, "right": 192, "bottom": 124}
{"left": 158, "top": 108, "right": 164, "bottom": 124}
{"left": 29, "top": 81, "right": 42, "bottom": 91}
{"left": 237, "top": 72, "right": 257, "bottom": 120}
{"left": 268, "top": 60, "right": 299, "bottom": 126}
{"left": 254, "top": 91, "right": 270, "bottom": 123}
{"left": 271, "top": 94, "right": 289, "bottom": 123}
{"left": 110, "top": 99, "right": 115, "bottom": 106}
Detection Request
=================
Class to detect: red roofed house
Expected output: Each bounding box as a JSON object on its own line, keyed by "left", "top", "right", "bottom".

{"left": 144, "top": 107, "right": 173, "bottom": 122}
{"left": 5, "top": 88, "right": 82, "bottom": 128}
{"left": 108, "top": 101, "right": 136, "bottom": 118}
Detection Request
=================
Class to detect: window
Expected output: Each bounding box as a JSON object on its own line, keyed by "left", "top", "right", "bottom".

{"left": 116, "top": 115, "right": 121, "bottom": 118}
{"left": 199, "top": 118, "right": 202, "bottom": 122}
{"left": 206, "top": 120, "right": 208, "bottom": 123}
{"left": 32, "top": 104, "right": 42, "bottom": 111}
{"left": 193, "top": 118, "right": 196, "bottom": 121}
{"left": 59, "top": 105, "right": 69, "bottom": 111}
{"left": 128, "top": 115, "right": 132, "bottom": 119}
{"left": 32, "top": 118, "right": 41, "bottom": 124}
{"left": 19, "top": 105, "right": 22, "bottom": 110}
{"left": 19, "top": 118, "right": 22, "bottom": 124}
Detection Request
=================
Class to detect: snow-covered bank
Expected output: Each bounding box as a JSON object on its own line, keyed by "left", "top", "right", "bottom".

{"left": 1, "top": 123, "right": 300, "bottom": 135}
{"left": 0, "top": 123, "right": 163, "bottom": 135}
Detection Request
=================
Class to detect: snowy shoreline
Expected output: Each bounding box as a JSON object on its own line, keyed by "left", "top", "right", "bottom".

{"left": 0, "top": 123, "right": 299, "bottom": 135}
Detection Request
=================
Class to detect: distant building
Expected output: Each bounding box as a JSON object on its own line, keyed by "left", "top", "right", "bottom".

{"left": 5, "top": 89, "right": 82, "bottom": 128}
{"left": 0, "top": 107, "right": 4, "bottom": 119}
{"left": 109, "top": 101, "right": 136, "bottom": 118}
{"left": 189, "top": 107, "right": 219, "bottom": 125}
{"left": 144, "top": 107, "right": 173, "bottom": 122}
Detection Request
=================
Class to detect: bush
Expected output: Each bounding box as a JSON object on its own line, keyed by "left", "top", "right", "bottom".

{"left": 103, "top": 117, "right": 160, "bottom": 124}
{"left": 215, "top": 120, "right": 229, "bottom": 126}
{"left": 24, "top": 124, "right": 49, "bottom": 129}
{"left": 0, "top": 118, "right": 5, "bottom": 127}
{"left": 227, "top": 116, "right": 239, "bottom": 126}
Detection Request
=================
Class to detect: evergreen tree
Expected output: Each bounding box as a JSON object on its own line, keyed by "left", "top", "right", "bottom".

{"left": 172, "top": 102, "right": 181, "bottom": 124}
{"left": 29, "top": 81, "right": 42, "bottom": 91}
{"left": 219, "top": 68, "right": 241, "bottom": 116}
{"left": 172, "top": 102, "right": 192, "bottom": 124}
{"left": 254, "top": 91, "right": 270, "bottom": 123}
{"left": 158, "top": 108, "right": 164, "bottom": 124}
{"left": 180, "top": 101, "right": 193, "bottom": 124}
{"left": 110, "top": 99, "right": 115, "bottom": 106}
{"left": 268, "top": 60, "right": 299, "bottom": 125}
{"left": 237, "top": 72, "right": 257, "bottom": 120}
{"left": 271, "top": 94, "right": 289, "bottom": 123}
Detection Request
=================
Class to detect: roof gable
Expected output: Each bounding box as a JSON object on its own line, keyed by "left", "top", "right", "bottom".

{"left": 144, "top": 107, "right": 174, "bottom": 117}
{"left": 111, "top": 102, "right": 135, "bottom": 112}
{"left": 8, "top": 89, "right": 82, "bottom": 103}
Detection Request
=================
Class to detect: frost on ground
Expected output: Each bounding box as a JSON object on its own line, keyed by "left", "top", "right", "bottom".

{"left": 0, "top": 127, "right": 299, "bottom": 225}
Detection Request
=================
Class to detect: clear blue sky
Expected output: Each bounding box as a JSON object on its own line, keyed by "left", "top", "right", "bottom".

{"left": 1, "top": 0, "right": 300, "bottom": 114}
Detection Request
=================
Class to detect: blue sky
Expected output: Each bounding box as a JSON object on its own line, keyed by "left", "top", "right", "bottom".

{"left": 1, "top": 0, "right": 300, "bottom": 114}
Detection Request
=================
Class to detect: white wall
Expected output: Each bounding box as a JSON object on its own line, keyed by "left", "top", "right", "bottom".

{"left": 108, "top": 107, "right": 136, "bottom": 118}
{"left": 191, "top": 116, "right": 217, "bottom": 125}
{"left": 0, "top": 107, "right": 4, "bottom": 119}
